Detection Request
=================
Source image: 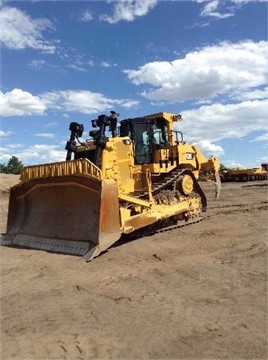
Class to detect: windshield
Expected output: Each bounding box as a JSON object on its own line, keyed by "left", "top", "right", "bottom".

{"left": 133, "top": 122, "right": 151, "bottom": 164}
{"left": 152, "top": 120, "right": 168, "bottom": 145}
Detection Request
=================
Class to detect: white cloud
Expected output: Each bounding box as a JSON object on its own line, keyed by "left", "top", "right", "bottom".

{"left": 179, "top": 99, "right": 268, "bottom": 142}
{"left": 0, "top": 153, "right": 12, "bottom": 163}
{"left": 29, "top": 53, "right": 94, "bottom": 73}
{"left": 67, "top": 55, "right": 94, "bottom": 72}
{"left": 0, "top": 89, "right": 46, "bottom": 116}
{"left": 100, "top": 0, "right": 158, "bottom": 24}
{"left": 193, "top": 139, "right": 224, "bottom": 156}
{"left": 200, "top": 0, "right": 234, "bottom": 19}
{"left": 100, "top": 61, "right": 117, "bottom": 68}
{"left": 88, "top": 59, "right": 95, "bottom": 67}
{"left": 198, "top": 0, "right": 268, "bottom": 19}
{"left": 79, "top": 10, "right": 93, "bottom": 22}
{"left": 35, "top": 133, "right": 55, "bottom": 139}
{"left": 124, "top": 40, "right": 268, "bottom": 103}
{"left": 0, "top": 144, "right": 66, "bottom": 165}
{"left": 232, "top": 87, "right": 268, "bottom": 101}
{"left": 223, "top": 160, "right": 246, "bottom": 169}
{"left": 251, "top": 133, "right": 268, "bottom": 142}
{"left": 29, "top": 59, "right": 46, "bottom": 70}
{"left": 0, "top": 88, "right": 139, "bottom": 117}
{"left": 0, "top": 6, "right": 57, "bottom": 53}
{"left": 44, "top": 122, "right": 58, "bottom": 128}
{"left": 230, "top": 0, "right": 268, "bottom": 3}
{"left": 68, "top": 64, "right": 87, "bottom": 72}
{"left": 0, "top": 130, "right": 12, "bottom": 137}
{"left": 40, "top": 90, "right": 139, "bottom": 114}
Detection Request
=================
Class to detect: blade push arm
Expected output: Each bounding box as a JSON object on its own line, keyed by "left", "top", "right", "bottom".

{"left": 192, "top": 146, "right": 221, "bottom": 198}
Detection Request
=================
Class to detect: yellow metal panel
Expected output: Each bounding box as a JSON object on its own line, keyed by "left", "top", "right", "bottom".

{"left": 103, "top": 137, "right": 135, "bottom": 193}
{"left": 121, "top": 197, "right": 200, "bottom": 234}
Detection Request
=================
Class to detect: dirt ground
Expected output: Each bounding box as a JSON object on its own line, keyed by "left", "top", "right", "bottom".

{"left": 0, "top": 174, "right": 267, "bottom": 360}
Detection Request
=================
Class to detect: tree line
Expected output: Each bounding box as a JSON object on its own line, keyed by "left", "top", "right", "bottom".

{"left": 0, "top": 156, "right": 24, "bottom": 174}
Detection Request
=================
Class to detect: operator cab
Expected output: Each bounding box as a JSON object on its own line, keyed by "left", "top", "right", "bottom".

{"left": 120, "top": 116, "right": 170, "bottom": 164}
{"left": 66, "top": 111, "right": 184, "bottom": 169}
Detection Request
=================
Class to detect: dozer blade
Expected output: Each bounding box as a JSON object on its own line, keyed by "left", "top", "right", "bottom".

{"left": 3, "top": 175, "right": 121, "bottom": 261}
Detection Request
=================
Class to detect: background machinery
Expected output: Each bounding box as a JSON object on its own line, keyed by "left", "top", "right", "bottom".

{"left": 3, "top": 111, "right": 221, "bottom": 261}
{"left": 220, "top": 165, "right": 267, "bottom": 182}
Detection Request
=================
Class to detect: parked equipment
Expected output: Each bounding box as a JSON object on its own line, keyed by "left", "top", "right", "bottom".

{"left": 3, "top": 111, "right": 221, "bottom": 261}
{"left": 221, "top": 166, "right": 267, "bottom": 182}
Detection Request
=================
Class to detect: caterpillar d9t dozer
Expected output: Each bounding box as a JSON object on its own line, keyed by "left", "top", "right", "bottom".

{"left": 3, "top": 111, "right": 221, "bottom": 261}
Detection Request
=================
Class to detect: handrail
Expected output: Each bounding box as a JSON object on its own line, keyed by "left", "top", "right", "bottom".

{"left": 20, "top": 158, "right": 102, "bottom": 181}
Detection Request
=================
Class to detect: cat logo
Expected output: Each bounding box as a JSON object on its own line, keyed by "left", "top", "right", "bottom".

{"left": 186, "top": 152, "right": 194, "bottom": 160}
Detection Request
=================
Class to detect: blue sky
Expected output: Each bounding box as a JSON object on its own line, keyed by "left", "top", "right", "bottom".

{"left": 0, "top": 0, "right": 267, "bottom": 168}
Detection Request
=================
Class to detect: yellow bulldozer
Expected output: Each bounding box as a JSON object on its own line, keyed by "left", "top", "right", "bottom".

{"left": 3, "top": 111, "right": 221, "bottom": 261}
